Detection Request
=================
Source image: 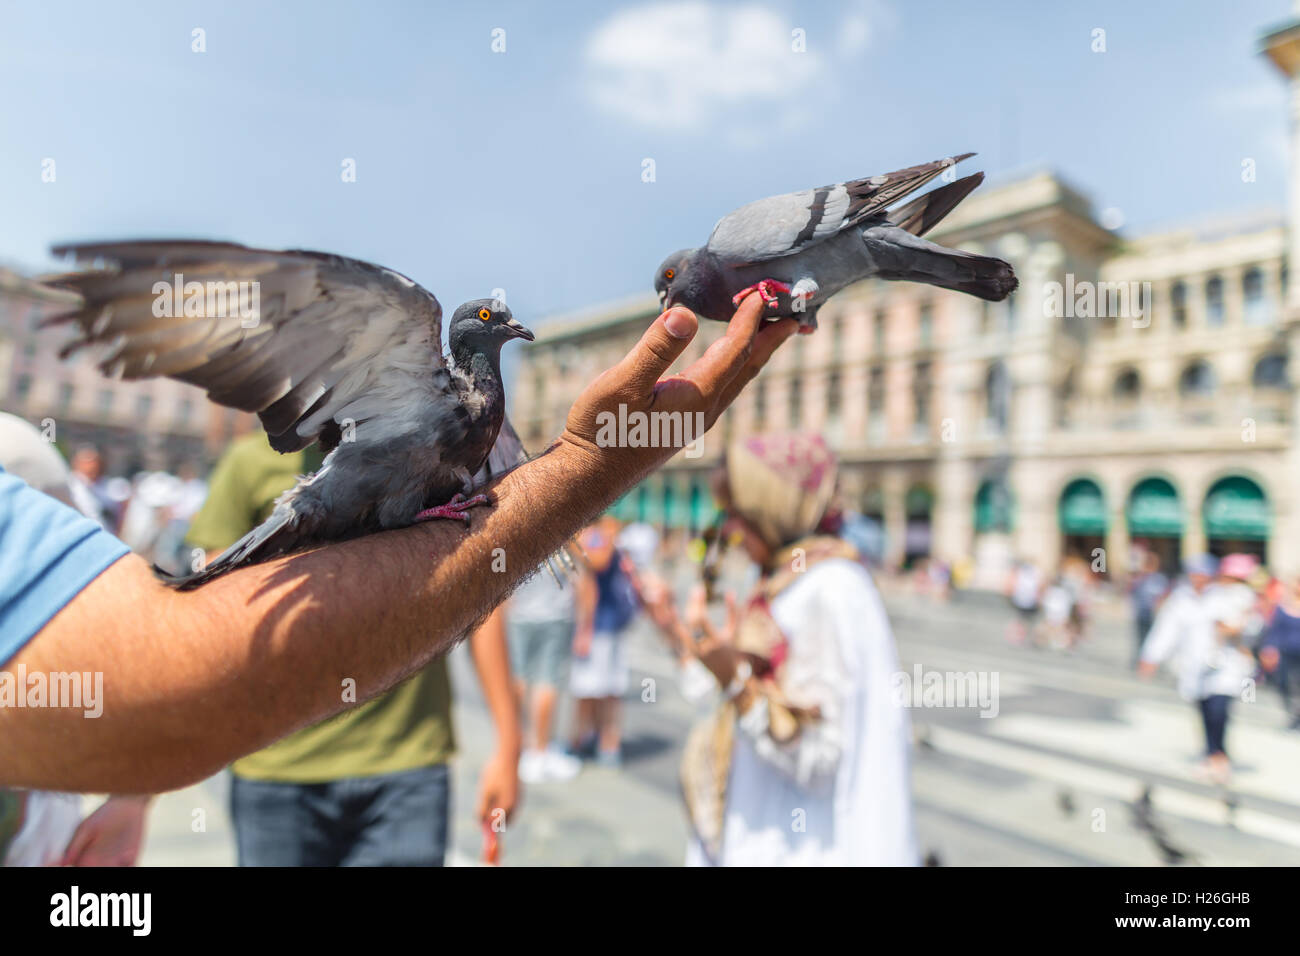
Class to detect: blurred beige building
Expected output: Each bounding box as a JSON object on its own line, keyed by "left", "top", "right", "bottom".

{"left": 0, "top": 268, "right": 255, "bottom": 474}
{"left": 518, "top": 166, "right": 1300, "bottom": 583}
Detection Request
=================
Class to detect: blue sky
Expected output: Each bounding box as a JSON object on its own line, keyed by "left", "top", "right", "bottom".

{"left": 0, "top": 0, "right": 1293, "bottom": 327}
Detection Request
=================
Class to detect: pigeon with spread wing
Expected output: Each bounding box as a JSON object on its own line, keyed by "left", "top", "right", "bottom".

{"left": 654, "top": 153, "right": 1017, "bottom": 332}
{"left": 44, "top": 240, "right": 535, "bottom": 589}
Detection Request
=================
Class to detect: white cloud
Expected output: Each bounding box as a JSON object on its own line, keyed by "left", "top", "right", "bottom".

{"left": 583, "top": 2, "right": 828, "bottom": 134}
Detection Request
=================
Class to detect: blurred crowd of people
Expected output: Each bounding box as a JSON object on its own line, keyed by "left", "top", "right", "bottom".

{"left": 997, "top": 540, "right": 1300, "bottom": 786}
{"left": 55, "top": 439, "right": 207, "bottom": 574}
{"left": 1004, "top": 556, "right": 1096, "bottom": 652}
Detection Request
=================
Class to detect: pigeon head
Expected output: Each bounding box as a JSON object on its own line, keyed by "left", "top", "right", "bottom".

{"left": 448, "top": 298, "right": 534, "bottom": 356}
{"left": 654, "top": 249, "right": 697, "bottom": 310}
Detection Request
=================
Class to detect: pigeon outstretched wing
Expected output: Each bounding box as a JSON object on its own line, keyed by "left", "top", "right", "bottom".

{"left": 474, "top": 414, "right": 579, "bottom": 581}
{"left": 705, "top": 153, "right": 975, "bottom": 264}
{"left": 44, "top": 240, "right": 445, "bottom": 454}
{"left": 476, "top": 413, "right": 529, "bottom": 485}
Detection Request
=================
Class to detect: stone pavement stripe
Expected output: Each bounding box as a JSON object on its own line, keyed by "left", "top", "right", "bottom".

{"left": 898, "top": 634, "right": 1289, "bottom": 728}
{"left": 914, "top": 795, "right": 1116, "bottom": 866}
{"left": 926, "top": 725, "right": 1300, "bottom": 850}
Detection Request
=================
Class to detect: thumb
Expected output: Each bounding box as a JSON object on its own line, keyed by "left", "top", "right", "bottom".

{"left": 618, "top": 307, "right": 697, "bottom": 393}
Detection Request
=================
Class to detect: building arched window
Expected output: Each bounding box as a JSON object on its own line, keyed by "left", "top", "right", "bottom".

{"left": 1179, "top": 360, "right": 1216, "bottom": 396}
{"left": 1170, "top": 280, "right": 1187, "bottom": 328}
{"left": 826, "top": 370, "right": 842, "bottom": 422}
{"left": 1205, "top": 275, "right": 1225, "bottom": 326}
{"left": 1114, "top": 367, "right": 1141, "bottom": 401}
{"left": 1055, "top": 368, "right": 1076, "bottom": 428}
{"left": 1180, "top": 360, "right": 1216, "bottom": 424}
{"left": 1253, "top": 352, "right": 1288, "bottom": 390}
{"left": 1243, "top": 267, "right": 1269, "bottom": 326}
{"left": 913, "top": 361, "right": 931, "bottom": 439}
{"left": 1252, "top": 353, "right": 1288, "bottom": 422}
{"left": 985, "top": 361, "right": 1009, "bottom": 434}
{"left": 867, "top": 365, "right": 885, "bottom": 440}
{"left": 1112, "top": 367, "right": 1141, "bottom": 429}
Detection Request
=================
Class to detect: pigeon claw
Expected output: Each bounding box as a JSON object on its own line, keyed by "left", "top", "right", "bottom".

{"left": 732, "top": 279, "right": 791, "bottom": 310}
{"left": 414, "top": 492, "right": 491, "bottom": 525}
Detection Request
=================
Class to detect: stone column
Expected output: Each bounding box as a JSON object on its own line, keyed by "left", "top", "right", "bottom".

{"left": 1009, "top": 460, "right": 1057, "bottom": 571}
{"left": 1105, "top": 508, "right": 1130, "bottom": 581}
{"left": 882, "top": 468, "right": 907, "bottom": 569}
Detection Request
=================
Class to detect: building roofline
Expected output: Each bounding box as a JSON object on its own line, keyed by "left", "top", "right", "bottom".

{"left": 930, "top": 167, "right": 1104, "bottom": 239}
{"left": 1114, "top": 207, "right": 1284, "bottom": 250}
{"left": 534, "top": 292, "right": 661, "bottom": 343}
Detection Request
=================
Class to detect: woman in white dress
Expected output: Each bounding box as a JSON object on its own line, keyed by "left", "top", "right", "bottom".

{"left": 643, "top": 433, "right": 917, "bottom": 866}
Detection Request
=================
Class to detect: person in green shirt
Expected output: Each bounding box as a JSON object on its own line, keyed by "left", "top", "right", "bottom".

{"left": 187, "top": 433, "right": 520, "bottom": 866}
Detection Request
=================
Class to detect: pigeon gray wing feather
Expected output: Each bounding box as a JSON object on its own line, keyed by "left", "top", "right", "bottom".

{"left": 705, "top": 153, "right": 974, "bottom": 263}
{"left": 43, "top": 240, "right": 445, "bottom": 454}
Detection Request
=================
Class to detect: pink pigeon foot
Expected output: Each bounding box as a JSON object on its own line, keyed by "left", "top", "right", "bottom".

{"left": 414, "top": 492, "right": 490, "bottom": 524}
{"left": 732, "top": 279, "right": 792, "bottom": 310}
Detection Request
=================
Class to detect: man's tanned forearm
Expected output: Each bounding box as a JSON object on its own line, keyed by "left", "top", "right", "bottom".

{"left": 0, "top": 300, "right": 793, "bottom": 793}
{"left": 0, "top": 443, "right": 616, "bottom": 793}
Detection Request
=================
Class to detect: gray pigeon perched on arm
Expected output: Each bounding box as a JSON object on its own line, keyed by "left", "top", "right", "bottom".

{"left": 654, "top": 153, "right": 1016, "bottom": 333}
{"left": 42, "top": 240, "right": 534, "bottom": 589}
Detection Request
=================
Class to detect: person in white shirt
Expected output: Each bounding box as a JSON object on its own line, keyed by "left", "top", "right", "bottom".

{"left": 0, "top": 415, "right": 150, "bottom": 866}
{"left": 507, "top": 570, "right": 583, "bottom": 783}
{"left": 1139, "top": 554, "right": 1256, "bottom": 784}
{"left": 643, "top": 432, "right": 917, "bottom": 866}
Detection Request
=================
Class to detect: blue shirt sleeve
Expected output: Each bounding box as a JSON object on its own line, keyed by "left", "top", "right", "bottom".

{"left": 0, "top": 465, "right": 130, "bottom": 665}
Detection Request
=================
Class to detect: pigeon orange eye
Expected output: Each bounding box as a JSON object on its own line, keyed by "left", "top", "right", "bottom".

{"left": 665, "top": 269, "right": 675, "bottom": 280}
{"left": 477, "top": 308, "right": 491, "bottom": 321}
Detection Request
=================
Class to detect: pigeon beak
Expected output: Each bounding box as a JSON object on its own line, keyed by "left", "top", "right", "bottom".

{"left": 658, "top": 290, "right": 668, "bottom": 310}
{"left": 504, "top": 319, "right": 534, "bottom": 341}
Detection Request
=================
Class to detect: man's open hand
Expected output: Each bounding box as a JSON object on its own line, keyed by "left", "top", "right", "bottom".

{"left": 559, "top": 294, "right": 796, "bottom": 487}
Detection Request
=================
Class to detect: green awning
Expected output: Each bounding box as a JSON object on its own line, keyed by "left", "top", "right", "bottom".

{"left": 688, "top": 483, "right": 715, "bottom": 529}
{"left": 641, "top": 482, "right": 663, "bottom": 523}
{"left": 663, "top": 484, "right": 693, "bottom": 528}
{"left": 1204, "top": 477, "right": 1270, "bottom": 540}
{"left": 1127, "top": 478, "right": 1183, "bottom": 537}
{"left": 1059, "top": 479, "right": 1107, "bottom": 535}
{"left": 974, "top": 480, "right": 1013, "bottom": 533}
{"left": 609, "top": 493, "right": 634, "bottom": 521}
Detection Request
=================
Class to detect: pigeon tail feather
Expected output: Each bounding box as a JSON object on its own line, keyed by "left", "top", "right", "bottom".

{"left": 888, "top": 172, "right": 985, "bottom": 237}
{"left": 861, "top": 225, "right": 1018, "bottom": 303}
{"left": 159, "top": 507, "right": 302, "bottom": 590}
